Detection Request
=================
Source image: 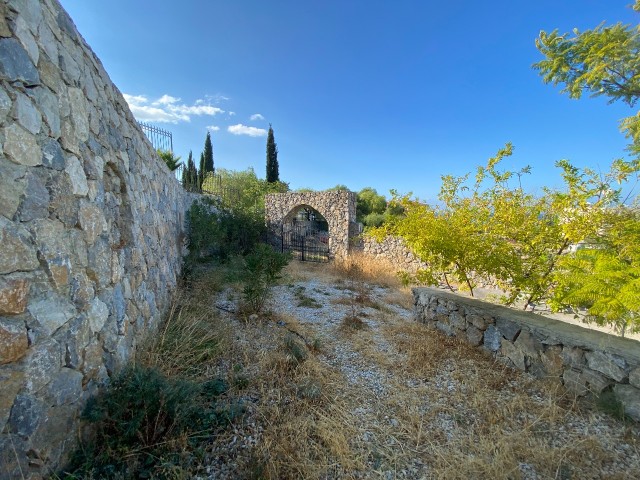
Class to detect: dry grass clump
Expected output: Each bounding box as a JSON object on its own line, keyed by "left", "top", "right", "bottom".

{"left": 382, "top": 289, "right": 414, "bottom": 310}
{"left": 332, "top": 251, "right": 403, "bottom": 288}
{"left": 245, "top": 333, "right": 366, "bottom": 479}
{"left": 372, "top": 321, "right": 640, "bottom": 479}
{"left": 141, "top": 292, "right": 229, "bottom": 378}
{"left": 284, "top": 260, "right": 338, "bottom": 284}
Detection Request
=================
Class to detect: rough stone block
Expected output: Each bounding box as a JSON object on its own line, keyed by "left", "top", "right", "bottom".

{"left": 514, "top": 330, "right": 543, "bottom": 357}
{"left": 46, "top": 368, "right": 83, "bottom": 406}
{"left": 27, "top": 296, "right": 75, "bottom": 335}
{"left": 0, "top": 218, "right": 39, "bottom": 275}
{"left": 24, "top": 339, "right": 61, "bottom": 393}
{"left": 86, "top": 297, "right": 108, "bottom": 333}
{"left": 16, "top": 170, "right": 50, "bottom": 222}
{"left": 435, "top": 319, "right": 455, "bottom": 337}
{"left": 13, "top": 91, "right": 41, "bottom": 134}
{"left": 87, "top": 238, "right": 111, "bottom": 287}
{"left": 467, "top": 314, "right": 488, "bottom": 330}
{"left": 580, "top": 368, "right": 612, "bottom": 394}
{"left": 560, "top": 346, "right": 585, "bottom": 369}
{"left": 29, "top": 403, "right": 78, "bottom": 468}
{"left": 0, "top": 278, "right": 29, "bottom": 315}
{"left": 465, "top": 324, "right": 483, "bottom": 346}
{"left": 3, "top": 123, "right": 41, "bottom": 166}
{"left": 614, "top": 384, "right": 640, "bottom": 422}
{"left": 449, "top": 312, "right": 466, "bottom": 330}
{"left": 41, "top": 138, "right": 66, "bottom": 170}
{"left": 0, "top": 38, "right": 40, "bottom": 86}
{"left": 44, "top": 256, "right": 72, "bottom": 290}
{"left": 65, "top": 155, "right": 89, "bottom": 196}
{"left": 630, "top": 367, "right": 640, "bottom": 389}
{"left": 496, "top": 316, "right": 521, "bottom": 341}
{"left": 540, "top": 345, "right": 564, "bottom": 376}
{"left": 0, "top": 367, "right": 24, "bottom": 433}
{"left": 0, "top": 158, "right": 27, "bottom": 219}
{"left": 78, "top": 201, "right": 106, "bottom": 245}
{"left": 8, "top": 393, "right": 45, "bottom": 439}
{"left": 501, "top": 340, "right": 525, "bottom": 371}
{"left": 563, "top": 368, "right": 588, "bottom": 396}
{"left": 483, "top": 325, "right": 501, "bottom": 352}
{"left": 585, "top": 351, "right": 627, "bottom": 382}
{"left": 0, "top": 317, "right": 28, "bottom": 364}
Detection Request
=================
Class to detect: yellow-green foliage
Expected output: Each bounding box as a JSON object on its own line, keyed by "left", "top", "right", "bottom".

{"left": 375, "top": 144, "right": 639, "bottom": 320}
{"left": 534, "top": 3, "right": 640, "bottom": 156}
{"left": 552, "top": 207, "right": 640, "bottom": 336}
{"left": 203, "top": 167, "right": 288, "bottom": 214}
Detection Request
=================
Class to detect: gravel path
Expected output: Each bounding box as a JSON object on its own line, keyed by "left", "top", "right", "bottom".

{"left": 202, "top": 265, "right": 640, "bottom": 479}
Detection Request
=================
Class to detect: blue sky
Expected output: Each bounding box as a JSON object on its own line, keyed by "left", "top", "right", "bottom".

{"left": 59, "top": 0, "right": 638, "bottom": 201}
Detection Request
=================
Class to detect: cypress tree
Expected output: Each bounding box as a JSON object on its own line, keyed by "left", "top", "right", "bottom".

{"left": 181, "top": 155, "right": 188, "bottom": 188}
{"left": 198, "top": 152, "right": 205, "bottom": 190}
{"left": 266, "top": 124, "right": 279, "bottom": 183}
{"left": 203, "top": 131, "right": 214, "bottom": 175}
{"left": 185, "top": 151, "right": 196, "bottom": 191}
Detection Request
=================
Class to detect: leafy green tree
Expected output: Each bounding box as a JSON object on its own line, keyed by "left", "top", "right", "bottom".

{"left": 212, "top": 168, "right": 289, "bottom": 214}
{"left": 376, "top": 144, "right": 639, "bottom": 306}
{"left": 157, "top": 149, "right": 182, "bottom": 171}
{"left": 532, "top": 1, "right": 640, "bottom": 334}
{"left": 356, "top": 187, "right": 387, "bottom": 221}
{"left": 326, "top": 184, "right": 350, "bottom": 191}
{"left": 534, "top": 1, "right": 640, "bottom": 157}
{"left": 186, "top": 169, "right": 290, "bottom": 265}
{"left": 551, "top": 207, "right": 640, "bottom": 337}
{"left": 266, "top": 124, "right": 279, "bottom": 183}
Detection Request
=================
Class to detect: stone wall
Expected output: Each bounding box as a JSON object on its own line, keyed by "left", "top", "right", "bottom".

{"left": 265, "top": 190, "right": 357, "bottom": 258}
{"left": 413, "top": 288, "right": 640, "bottom": 421}
{"left": 358, "top": 234, "right": 426, "bottom": 273}
{"left": 0, "top": 1, "right": 195, "bottom": 476}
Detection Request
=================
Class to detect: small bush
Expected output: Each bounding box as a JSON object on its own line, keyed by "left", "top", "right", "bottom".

{"left": 241, "top": 244, "right": 290, "bottom": 314}
{"left": 283, "top": 334, "right": 308, "bottom": 365}
{"left": 294, "top": 286, "right": 323, "bottom": 309}
{"left": 341, "top": 314, "right": 367, "bottom": 330}
{"left": 65, "top": 366, "right": 230, "bottom": 478}
{"left": 185, "top": 200, "right": 267, "bottom": 270}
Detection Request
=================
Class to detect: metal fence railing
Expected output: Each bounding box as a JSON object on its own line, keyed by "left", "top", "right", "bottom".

{"left": 139, "top": 121, "right": 173, "bottom": 153}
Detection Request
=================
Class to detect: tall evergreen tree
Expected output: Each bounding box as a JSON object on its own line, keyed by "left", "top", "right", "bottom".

{"left": 266, "top": 124, "right": 279, "bottom": 183}
{"left": 198, "top": 152, "right": 205, "bottom": 190}
{"left": 203, "top": 131, "right": 214, "bottom": 174}
{"left": 184, "top": 150, "right": 197, "bottom": 191}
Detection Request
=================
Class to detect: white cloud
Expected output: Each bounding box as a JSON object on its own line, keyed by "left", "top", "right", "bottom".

{"left": 123, "top": 93, "right": 225, "bottom": 123}
{"left": 250, "top": 113, "right": 265, "bottom": 121}
{"left": 207, "top": 125, "right": 220, "bottom": 131}
{"left": 228, "top": 124, "right": 267, "bottom": 137}
{"left": 124, "top": 94, "right": 148, "bottom": 105}
{"left": 228, "top": 111, "right": 236, "bottom": 116}
{"left": 153, "top": 94, "right": 180, "bottom": 106}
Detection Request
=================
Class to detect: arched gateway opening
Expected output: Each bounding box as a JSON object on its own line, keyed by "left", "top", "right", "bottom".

{"left": 265, "top": 190, "right": 358, "bottom": 260}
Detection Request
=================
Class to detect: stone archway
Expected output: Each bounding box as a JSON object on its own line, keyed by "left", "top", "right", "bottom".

{"left": 265, "top": 190, "right": 357, "bottom": 258}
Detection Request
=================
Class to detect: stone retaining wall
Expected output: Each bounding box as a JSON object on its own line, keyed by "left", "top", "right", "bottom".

{"left": 413, "top": 288, "right": 640, "bottom": 421}
{"left": 358, "top": 234, "right": 426, "bottom": 273}
{"left": 0, "top": 1, "right": 196, "bottom": 476}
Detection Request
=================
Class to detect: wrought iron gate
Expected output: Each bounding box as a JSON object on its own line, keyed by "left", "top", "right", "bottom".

{"left": 281, "top": 223, "right": 330, "bottom": 262}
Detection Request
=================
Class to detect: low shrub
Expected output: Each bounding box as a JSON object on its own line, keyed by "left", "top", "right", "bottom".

{"left": 241, "top": 244, "right": 290, "bottom": 314}
{"left": 64, "top": 366, "right": 231, "bottom": 479}
{"left": 185, "top": 199, "right": 266, "bottom": 270}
